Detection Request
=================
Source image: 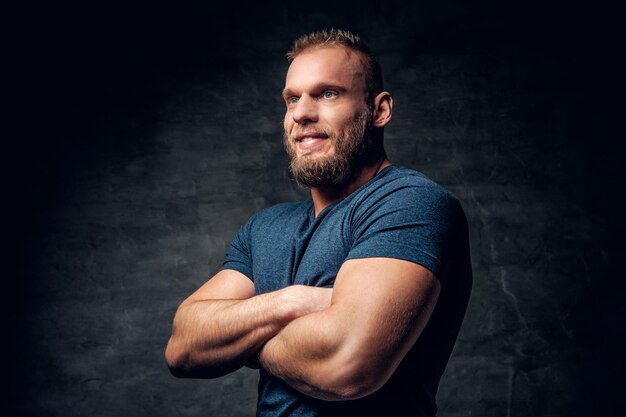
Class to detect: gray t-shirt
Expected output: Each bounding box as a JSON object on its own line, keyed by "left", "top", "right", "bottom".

{"left": 223, "top": 165, "right": 472, "bottom": 417}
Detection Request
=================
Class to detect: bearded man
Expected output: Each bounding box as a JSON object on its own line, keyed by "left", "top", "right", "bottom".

{"left": 165, "top": 28, "right": 473, "bottom": 417}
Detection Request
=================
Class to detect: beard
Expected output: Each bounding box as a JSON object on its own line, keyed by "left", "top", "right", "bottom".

{"left": 283, "top": 108, "right": 377, "bottom": 188}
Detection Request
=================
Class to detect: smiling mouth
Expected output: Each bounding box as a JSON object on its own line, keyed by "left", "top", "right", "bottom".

{"left": 299, "top": 137, "right": 327, "bottom": 143}
{"left": 290, "top": 133, "right": 330, "bottom": 153}
{"left": 291, "top": 131, "right": 329, "bottom": 151}
{"left": 295, "top": 132, "right": 329, "bottom": 142}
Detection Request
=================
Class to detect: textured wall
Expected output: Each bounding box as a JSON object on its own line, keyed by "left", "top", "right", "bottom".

{"left": 8, "top": 1, "right": 624, "bottom": 416}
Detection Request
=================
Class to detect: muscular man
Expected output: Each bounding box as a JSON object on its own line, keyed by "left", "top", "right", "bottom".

{"left": 165, "top": 28, "right": 472, "bottom": 416}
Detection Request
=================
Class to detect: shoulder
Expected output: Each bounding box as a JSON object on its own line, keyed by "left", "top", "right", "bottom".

{"left": 352, "top": 165, "right": 462, "bottom": 217}
{"left": 384, "top": 166, "right": 455, "bottom": 196}
{"left": 342, "top": 166, "right": 468, "bottom": 281}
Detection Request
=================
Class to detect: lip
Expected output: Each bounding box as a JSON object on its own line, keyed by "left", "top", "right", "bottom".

{"left": 292, "top": 131, "right": 330, "bottom": 151}
{"left": 295, "top": 132, "right": 329, "bottom": 141}
{"left": 296, "top": 137, "right": 328, "bottom": 151}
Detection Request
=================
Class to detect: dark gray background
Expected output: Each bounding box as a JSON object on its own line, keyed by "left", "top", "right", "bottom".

{"left": 7, "top": 1, "right": 624, "bottom": 416}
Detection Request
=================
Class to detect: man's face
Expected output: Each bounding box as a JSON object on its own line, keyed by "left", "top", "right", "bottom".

{"left": 282, "top": 46, "right": 373, "bottom": 188}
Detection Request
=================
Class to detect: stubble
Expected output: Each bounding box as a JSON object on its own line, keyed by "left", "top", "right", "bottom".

{"left": 283, "top": 108, "right": 374, "bottom": 188}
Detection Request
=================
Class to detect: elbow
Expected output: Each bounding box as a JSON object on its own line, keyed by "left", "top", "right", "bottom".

{"left": 165, "top": 337, "right": 240, "bottom": 379}
{"left": 333, "top": 371, "right": 387, "bottom": 401}
{"left": 164, "top": 337, "right": 203, "bottom": 378}
{"left": 311, "top": 357, "right": 389, "bottom": 401}
{"left": 165, "top": 338, "right": 191, "bottom": 378}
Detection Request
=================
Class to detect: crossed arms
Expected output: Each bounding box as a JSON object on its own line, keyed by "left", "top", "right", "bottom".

{"left": 165, "top": 257, "right": 440, "bottom": 401}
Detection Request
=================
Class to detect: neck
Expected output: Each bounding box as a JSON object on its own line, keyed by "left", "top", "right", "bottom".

{"left": 310, "top": 157, "right": 391, "bottom": 217}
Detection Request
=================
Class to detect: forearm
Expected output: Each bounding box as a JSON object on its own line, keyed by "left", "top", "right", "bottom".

{"left": 165, "top": 294, "right": 285, "bottom": 378}
{"left": 165, "top": 284, "right": 332, "bottom": 379}
{"left": 258, "top": 308, "right": 379, "bottom": 401}
{"left": 258, "top": 259, "right": 441, "bottom": 400}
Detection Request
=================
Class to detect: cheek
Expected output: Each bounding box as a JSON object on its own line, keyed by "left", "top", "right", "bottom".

{"left": 324, "top": 107, "right": 355, "bottom": 128}
{"left": 283, "top": 113, "right": 292, "bottom": 131}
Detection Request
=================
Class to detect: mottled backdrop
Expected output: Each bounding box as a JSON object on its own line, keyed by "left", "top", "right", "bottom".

{"left": 8, "top": 1, "right": 624, "bottom": 416}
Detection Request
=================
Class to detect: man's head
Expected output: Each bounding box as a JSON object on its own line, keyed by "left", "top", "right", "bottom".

{"left": 282, "top": 29, "right": 392, "bottom": 188}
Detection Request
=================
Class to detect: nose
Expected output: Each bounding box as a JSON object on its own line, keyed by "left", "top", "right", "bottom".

{"left": 291, "top": 95, "right": 318, "bottom": 125}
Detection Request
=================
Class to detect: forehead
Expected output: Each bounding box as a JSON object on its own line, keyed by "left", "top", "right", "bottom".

{"left": 284, "top": 45, "right": 365, "bottom": 92}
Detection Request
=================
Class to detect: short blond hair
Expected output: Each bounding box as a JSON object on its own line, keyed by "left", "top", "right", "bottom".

{"left": 287, "top": 28, "right": 384, "bottom": 103}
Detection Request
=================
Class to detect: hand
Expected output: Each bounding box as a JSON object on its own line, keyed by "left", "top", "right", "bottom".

{"left": 280, "top": 285, "right": 333, "bottom": 319}
{"left": 247, "top": 285, "right": 331, "bottom": 369}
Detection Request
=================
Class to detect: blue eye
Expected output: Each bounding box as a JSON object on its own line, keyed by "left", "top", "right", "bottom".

{"left": 288, "top": 97, "right": 299, "bottom": 104}
{"left": 322, "top": 91, "right": 337, "bottom": 99}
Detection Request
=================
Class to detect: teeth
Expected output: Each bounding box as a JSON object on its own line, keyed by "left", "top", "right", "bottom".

{"left": 302, "top": 137, "right": 315, "bottom": 142}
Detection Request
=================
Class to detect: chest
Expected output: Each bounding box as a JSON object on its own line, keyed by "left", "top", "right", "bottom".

{"left": 250, "top": 208, "right": 353, "bottom": 294}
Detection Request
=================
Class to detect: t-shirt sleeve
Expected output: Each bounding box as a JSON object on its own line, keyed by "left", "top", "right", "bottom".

{"left": 221, "top": 217, "right": 255, "bottom": 282}
{"left": 346, "top": 183, "right": 466, "bottom": 284}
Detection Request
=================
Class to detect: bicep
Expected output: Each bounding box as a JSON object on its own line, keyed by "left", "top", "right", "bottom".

{"left": 331, "top": 257, "right": 441, "bottom": 372}
{"left": 182, "top": 269, "right": 255, "bottom": 306}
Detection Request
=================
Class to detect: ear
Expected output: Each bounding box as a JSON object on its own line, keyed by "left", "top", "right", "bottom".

{"left": 371, "top": 91, "right": 393, "bottom": 128}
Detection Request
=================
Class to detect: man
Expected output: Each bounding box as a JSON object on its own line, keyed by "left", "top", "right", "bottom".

{"left": 165, "top": 28, "right": 472, "bottom": 416}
